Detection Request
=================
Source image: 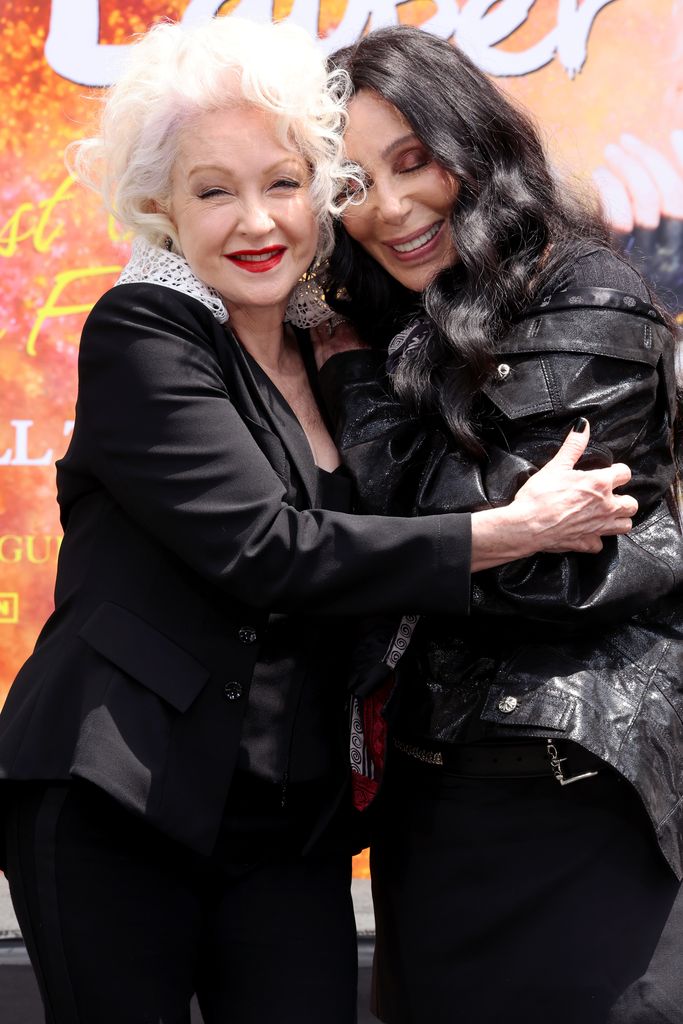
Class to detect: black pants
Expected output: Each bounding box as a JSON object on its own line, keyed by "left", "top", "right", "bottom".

{"left": 371, "top": 754, "right": 683, "bottom": 1024}
{"left": 4, "top": 780, "right": 358, "bottom": 1024}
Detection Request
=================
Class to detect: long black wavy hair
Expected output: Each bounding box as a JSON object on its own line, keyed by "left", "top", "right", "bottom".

{"left": 325, "top": 26, "right": 617, "bottom": 456}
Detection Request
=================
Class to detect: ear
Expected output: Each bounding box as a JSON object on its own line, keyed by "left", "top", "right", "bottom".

{"left": 144, "top": 197, "right": 179, "bottom": 253}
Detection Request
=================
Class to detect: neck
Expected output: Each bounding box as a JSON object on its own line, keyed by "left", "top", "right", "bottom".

{"left": 227, "top": 302, "right": 291, "bottom": 372}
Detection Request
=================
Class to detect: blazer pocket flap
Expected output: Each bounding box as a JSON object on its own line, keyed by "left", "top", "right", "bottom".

{"left": 78, "top": 602, "right": 209, "bottom": 712}
{"left": 480, "top": 685, "right": 572, "bottom": 731}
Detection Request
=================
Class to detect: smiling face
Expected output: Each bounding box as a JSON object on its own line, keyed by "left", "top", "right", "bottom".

{"left": 341, "top": 90, "right": 459, "bottom": 292}
{"left": 167, "top": 105, "right": 319, "bottom": 320}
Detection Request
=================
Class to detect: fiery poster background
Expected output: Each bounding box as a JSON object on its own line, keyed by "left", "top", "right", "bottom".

{"left": 1, "top": 1, "right": 681, "bottom": 877}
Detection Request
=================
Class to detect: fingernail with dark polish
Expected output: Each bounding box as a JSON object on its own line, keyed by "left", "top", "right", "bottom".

{"left": 572, "top": 417, "right": 588, "bottom": 433}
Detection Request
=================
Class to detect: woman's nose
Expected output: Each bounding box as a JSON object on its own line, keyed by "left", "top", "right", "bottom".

{"left": 238, "top": 199, "right": 275, "bottom": 235}
{"left": 373, "top": 182, "right": 410, "bottom": 224}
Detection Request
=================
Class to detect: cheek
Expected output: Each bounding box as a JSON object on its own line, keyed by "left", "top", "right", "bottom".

{"left": 174, "top": 209, "right": 209, "bottom": 251}
{"left": 177, "top": 216, "right": 229, "bottom": 279}
{"left": 304, "top": 215, "right": 320, "bottom": 257}
{"left": 292, "top": 201, "right": 320, "bottom": 259}
{"left": 427, "top": 169, "right": 458, "bottom": 213}
{"left": 341, "top": 208, "right": 373, "bottom": 246}
{"left": 290, "top": 228, "right": 316, "bottom": 273}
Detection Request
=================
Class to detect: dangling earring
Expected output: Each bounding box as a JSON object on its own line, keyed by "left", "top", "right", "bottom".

{"left": 284, "top": 268, "right": 334, "bottom": 328}
{"left": 285, "top": 255, "right": 329, "bottom": 327}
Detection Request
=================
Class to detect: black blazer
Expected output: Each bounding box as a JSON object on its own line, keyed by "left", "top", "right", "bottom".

{"left": 0, "top": 282, "right": 471, "bottom": 856}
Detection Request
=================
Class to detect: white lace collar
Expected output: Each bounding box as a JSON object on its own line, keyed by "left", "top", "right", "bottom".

{"left": 115, "top": 237, "right": 229, "bottom": 324}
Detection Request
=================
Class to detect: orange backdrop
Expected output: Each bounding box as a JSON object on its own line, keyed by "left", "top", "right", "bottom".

{"left": 1, "top": 0, "right": 679, "bottom": 878}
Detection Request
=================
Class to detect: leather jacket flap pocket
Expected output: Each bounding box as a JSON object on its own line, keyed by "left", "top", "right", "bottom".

{"left": 480, "top": 685, "right": 572, "bottom": 731}
{"left": 78, "top": 602, "right": 209, "bottom": 712}
{"left": 481, "top": 356, "right": 554, "bottom": 419}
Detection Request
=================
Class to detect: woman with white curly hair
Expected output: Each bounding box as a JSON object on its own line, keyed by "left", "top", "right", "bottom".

{"left": 0, "top": 15, "right": 638, "bottom": 1024}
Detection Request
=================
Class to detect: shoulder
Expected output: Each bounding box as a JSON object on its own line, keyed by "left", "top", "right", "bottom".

{"left": 502, "top": 251, "right": 672, "bottom": 366}
{"left": 78, "top": 282, "right": 231, "bottom": 392}
{"left": 85, "top": 282, "right": 221, "bottom": 338}
{"left": 80, "top": 283, "right": 227, "bottom": 367}
{"left": 552, "top": 245, "right": 651, "bottom": 299}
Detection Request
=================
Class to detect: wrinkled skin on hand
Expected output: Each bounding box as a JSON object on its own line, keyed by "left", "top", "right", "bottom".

{"left": 310, "top": 320, "right": 368, "bottom": 370}
{"left": 510, "top": 423, "right": 637, "bottom": 556}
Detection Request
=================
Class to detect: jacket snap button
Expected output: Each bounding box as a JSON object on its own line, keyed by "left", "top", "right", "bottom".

{"left": 238, "top": 627, "right": 257, "bottom": 645}
{"left": 498, "top": 695, "right": 518, "bottom": 714}
{"left": 223, "top": 681, "right": 243, "bottom": 701}
{"left": 497, "top": 363, "right": 511, "bottom": 380}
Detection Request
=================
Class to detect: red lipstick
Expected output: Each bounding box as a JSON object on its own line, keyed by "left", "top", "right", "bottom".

{"left": 225, "top": 246, "right": 286, "bottom": 273}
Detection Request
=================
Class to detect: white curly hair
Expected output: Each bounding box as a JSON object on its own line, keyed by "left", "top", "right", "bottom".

{"left": 68, "top": 16, "right": 359, "bottom": 259}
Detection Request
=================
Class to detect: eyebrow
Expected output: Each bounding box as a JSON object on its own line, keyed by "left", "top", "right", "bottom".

{"left": 381, "top": 133, "right": 419, "bottom": 160}
{"left": 187, "top": 159, "right": 304, "bottom": 179}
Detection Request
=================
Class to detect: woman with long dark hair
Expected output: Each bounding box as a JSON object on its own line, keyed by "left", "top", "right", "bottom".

{"left": 2, "top": 17, "right": 637, "bottom": 1022}
{"left": 315, "top": 25, "right": 683, "bottom": 1024}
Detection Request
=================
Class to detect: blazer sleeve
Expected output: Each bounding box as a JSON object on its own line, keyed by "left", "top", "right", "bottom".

{"left": 319, "top": 318, "right": 682, "bottom": 627}
{"left": 69, "top": 283, "right": 472, "bottom": 617}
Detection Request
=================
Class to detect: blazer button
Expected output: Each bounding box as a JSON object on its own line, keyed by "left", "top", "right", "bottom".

{"left": 223, "top": 681, "right": 243, "bottom": 702}
{"left": 238, "top": 627, "right": 258, "bottom": 645}
{"left": 498, "top": 695, "right": 518, "bottom": 714}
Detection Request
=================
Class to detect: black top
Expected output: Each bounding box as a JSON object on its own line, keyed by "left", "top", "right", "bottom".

{"left": 237, "top": 464, "right": 353, "bottom": 786}
{"left": 220, "top": 463, "right": 355, "bottom": 864}
{"left": 220, "top": 340, "right": 356, "bottom": 861}
{"left": 235, "top": 333, "right": 353, "bottom": 787}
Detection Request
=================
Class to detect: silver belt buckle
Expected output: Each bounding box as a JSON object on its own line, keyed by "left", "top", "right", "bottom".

{"left": 546, "top": 740, "right": 599, "bottom": 786}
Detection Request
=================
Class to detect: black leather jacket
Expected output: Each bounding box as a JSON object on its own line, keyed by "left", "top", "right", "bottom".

{"left": 320, "top": 270, "right": 683, "bottom": 877}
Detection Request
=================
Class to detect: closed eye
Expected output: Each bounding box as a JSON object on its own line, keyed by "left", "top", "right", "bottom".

{"left": 393, "top": 143, "right": 433, "bottom": 175}
{"left": 271, "top": 178, "right": 302, "bottom": 190}
{"left": 399, "top": 158, "right": 430, "bottom": 175}
{"left": 198, "top": 187, "right": 232, "bottom": 199}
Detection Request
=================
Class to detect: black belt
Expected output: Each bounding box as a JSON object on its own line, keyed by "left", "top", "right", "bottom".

{"left": 393, "top": 738, "right": 602, "bottom": 785}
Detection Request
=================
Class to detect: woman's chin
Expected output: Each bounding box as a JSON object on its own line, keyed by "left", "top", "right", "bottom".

{"left": 382, "top": 246, "right": 456, "bottom": 292}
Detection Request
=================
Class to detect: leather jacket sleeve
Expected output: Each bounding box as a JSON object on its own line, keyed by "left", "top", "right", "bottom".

{"left": 319, "top": 301, "right": 682, "bottom": 627}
